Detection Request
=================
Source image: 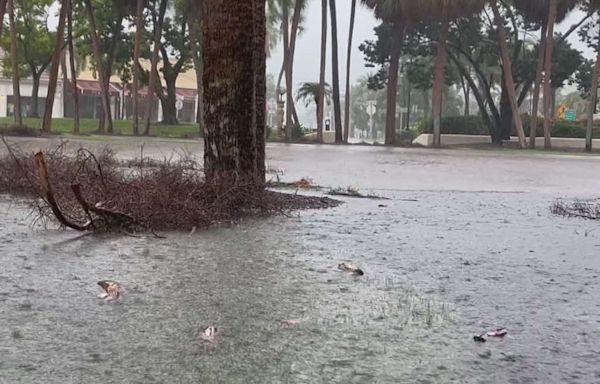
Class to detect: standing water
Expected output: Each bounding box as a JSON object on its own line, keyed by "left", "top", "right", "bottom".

{"left": 2, "top": 141, "right": 600, "bottom": 383}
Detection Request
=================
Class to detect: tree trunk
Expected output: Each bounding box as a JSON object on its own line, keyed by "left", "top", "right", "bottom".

{"left": 491, "top": 1, "right": 526, "bottom": 149}
{"left": 0, "top": 0, "right": 7, "bottom": 38}
{"left": 8, "top": 0, "right": 21, "bottom": 126}
{"left": 586, "top": 26, "right": 600, "bottom": 152}
{"left": 67, "top": 0, "right": 79, "bottom": 134}
{"left": 317, "top": 0, "right": 327, "bottom": 143}
{"left": 143, "top": 0, "right": 168, "bottom": 135}
{"left": 530, "top": 23, "right": 547, "bottom": 149}
{"left": 329, "top": 0, "right": 342, "bottom": 144}
{"left": 202, "top": 0, "right": 265, "bottom": 183}
{"left": 432, "top": 14, "right": 449, "bottom": 148}
{"left": 132, "top": 0, "right": 144, "bottom": 135}
{"left": 187, "top": 12, "right": 204, "bottom": 131}
{"left": 343, "top": 0, "right": 356, "bottom": 143}
{"left": 254, "top": 0, "right": 266, "bottom": 184}
{"left": 41, "top": 0, "right": 67, "bottom": 133}
{"left": 282, "top": 2, "right": 291, "bottom": 139}
{"left": 159, "top": 76, "right": 178, "bottom": 125}
{"left": 83, "top": 0, "right": 112, "bottom": 133}
{"left": 286, "top": 0, "right": 302, "bottom": 139}
{"left": 31, "top": 74, "right": 40, "bottom": 118}
{"left": 385, "top": 23, "right": 404, "bottom": 146}
{"left": 543, "top": 0, "right": 557, "bottom": 149}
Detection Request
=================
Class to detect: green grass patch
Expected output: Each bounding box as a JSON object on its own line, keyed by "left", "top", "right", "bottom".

{"left": 0, "top": 117, "right": 201, "bottom": 139}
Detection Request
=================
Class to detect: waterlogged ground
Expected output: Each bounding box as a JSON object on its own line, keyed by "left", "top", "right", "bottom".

{"left": 2, "top": 140, "right": 600, "bottom": 383}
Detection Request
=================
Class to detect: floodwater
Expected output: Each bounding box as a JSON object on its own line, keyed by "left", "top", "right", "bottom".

{"left": 2, "top": 139, "right": 600, "bottom": 383}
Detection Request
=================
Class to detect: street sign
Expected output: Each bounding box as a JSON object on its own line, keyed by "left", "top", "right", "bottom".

{"left": 565, "top": 110, "right": 576, "bottom": 122}
{"left": 366, "top": 101, "right": 376, "bottom": 116}
{"left": 557, "top": 104, "right": 567, "bottom": 119}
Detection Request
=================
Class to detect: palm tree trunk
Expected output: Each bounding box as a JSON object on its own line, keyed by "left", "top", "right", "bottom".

{"left": 491, "top": 0, "right": 526, "bottom": 149}
{"left": 286, "top": 0, "right": 302, "bottom": 139}
{"left": 530, "top": 22, "right": 547, "bottom": 149}
{"left": 342, "top": 0, "right": 356, "bottom": 143}
{"left": 432, "top": 14, "right": 449, "bottom": 148}
{"left": 132, "top": 0, "right": 144, "bottom": 135}
{"left": 42, "top": 0, "right": 67, "bottom": 133}
{"left": 203, "top": 0, "right": 265, "bottom": 183}
{"left": 254, "top": 0, "right": 267, "bottom": 184}
{"left": 586, "top": 26, "right": 600, "bottom": 152}
{"left": 83, "top": 0, "right": 112, "bottom": 133}
{"left": 543, "top": 0, "right": 558, "bottom": 149}
{"left": 329, "top": 0, "right": 342, "bottom": 144}
{"left": 317, "top": 0, "right": 327, "bottom": 143}
{"left": 385, "top": 23, "right": 404, "bottom": 146}
{"left": 282, "top": 2, "right": 291, "bottom": 139}
{"left": 8, "top": 0, "right": 21, "bottom": 126}
{"left": 67, "top": 0, "right": 79, "bottom": 134}
{"left": 143, "top": 0, "right": 168, "bottom": 135}
{"left": 187, "top": 14, "right": 204, "bottom": 131}
{"left": 0, "top": 0, "right": 7, "bottom": 38}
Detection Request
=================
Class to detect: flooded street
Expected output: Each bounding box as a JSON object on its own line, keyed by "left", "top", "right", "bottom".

{"left": 2, "top": 139, "right": 600, "bottom": 383}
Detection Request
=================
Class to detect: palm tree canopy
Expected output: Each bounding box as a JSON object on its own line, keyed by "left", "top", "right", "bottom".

{"left": 296, "top": 82, "right": 331, "bottom": 106}
{"left": 513, "top": 0, "right": 580, "bottom": 24}
{"left": 361, "top": 0, "right": 485, "bottom": 23}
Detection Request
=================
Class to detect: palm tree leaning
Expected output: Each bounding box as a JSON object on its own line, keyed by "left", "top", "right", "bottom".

{"left": 8, "top": 0, "right": 22, "bottom": 126}
{"left": 83, "top": 0, "right": 113, "bottom": 133}
{"left": 296, "top": 82, "right": 332, "bottom": 132}
{"left": 317, "top": 0, "right": 328, "bottom": 143}
{"left": 586, "top": 0, "right": 600, "bottom": 152}
{"left": 343, "top": 0, "right": 357, "bottom": 143}
{"left": 329, "top": 0, "right": 343, "bottom": 144}
{"left": 67, "top": 0, "right": 80, "bottom": 134}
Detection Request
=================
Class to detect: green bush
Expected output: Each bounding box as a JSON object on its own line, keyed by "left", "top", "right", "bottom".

{"left": 0, "top": 124, "right": 43, "bottom": 137}
{"left": 521, "top": 114, "right": 600, "bottom": 139}
{"left": 417, "top": 116, "right": 488, "bottom": 135}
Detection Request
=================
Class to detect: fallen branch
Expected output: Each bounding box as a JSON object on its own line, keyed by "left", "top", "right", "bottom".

{"left": 551, "top": 200, "right": 600, "bottom": 220}
{"left": 327, "top": 187, "right": 389, "bottom": 200}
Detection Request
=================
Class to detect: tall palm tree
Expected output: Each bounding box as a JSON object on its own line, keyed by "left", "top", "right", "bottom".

{"left": 490, "top": 0, "right": 527, "bottom": 148}
{"left": 42, "top": 0, "right": 67, "bottom": 133}
{"left": 83, "top": 0, "right": 113, "bottom": 133}
{"left": 203, "top": 0, "right": 266, "bottom": 183}
{"left": 143, "top": 0, "right": 168, "bottom": 135}
{"left": 586, "top": 0, "right": 600, "bottom": 152}
{"left": 0, "top": 0, "right": 7, "bottom": 38}
{"left": 132, "top": 0, "right": 144, "bottom": 135}
{"left": 514, "top": 0, "right": 579, "bottom": 149}
{"left": 297, "top": 81, "right": 331, "bottom": 129}
{"left": 8, "top": 0, "right": 21, "bottom": 126}
{"left": 343, "top": 0, "right": 357, "bottom": 143}
{"left": 67, "top": 0, "right": 79, "bottom": 134}
{"left": 329, "top": 0, "right": 343, "bottom": 143}
{"left": 361, "top": 0, "right": 406, "bottom": 145}
{"left": 285, "top": 0, "right": 305, "bottom": 140}
{"left": 317, "top": 0, "right": 327, "bottom": 143}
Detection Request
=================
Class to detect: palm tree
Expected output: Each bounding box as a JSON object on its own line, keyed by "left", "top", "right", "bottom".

{"left": 586, "top": 0, "right": 600, "bottom": 151}
{"left": 67, "top": 0, "right": 79, "bottom": 134}
{"left": 185, "top": 0, "right": 204, "bottom": 131}
{"left": 83, "top": 0, "right": 112, "bottom": 133}
{"left": 8, "top": 0, "right": 21, "bottom": 126}
{"left": 297, "top": 82, "right": 332, "bottom": 129}
{"left": 285, "top": 0, "right": 305, "bottom": 140}
{"left": 203, "top": 0, "right": 266, "bottom": 183}
{"left": 329, "top": 0, "right": 343, "bottom": 143}
{"left": 514, "top": 0, "right": 579, "bottom": 149}
{"left": 317, "top": 0, "right": 327, "bottom": 143}
{"left": 143, "top": 0, "right": 168, "bottom": 136}
{"left": 490, "top": 0, "right": 527, "bottom": 148}
{"left": 132, "top": 0, "right": 144, "bottom": 135}
{"left": 42, "top": 0, "right": 67, "bottom": 133}
{"left": 343, "top": 0, "right": 357, "bottom": 143}
{"left": 361, "top": 0, "right": 406, "bottom": 145}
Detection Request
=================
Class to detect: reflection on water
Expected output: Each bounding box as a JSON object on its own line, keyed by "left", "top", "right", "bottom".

{"left": 2, "top": 190, "right": 600, "bottom": 383}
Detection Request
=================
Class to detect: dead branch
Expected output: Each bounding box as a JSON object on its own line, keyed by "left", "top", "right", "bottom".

{"left": 34, "top": 152, "right": 87, "bottom": 231}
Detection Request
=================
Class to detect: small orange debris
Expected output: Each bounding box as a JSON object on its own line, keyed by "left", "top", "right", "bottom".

{"left": 294, "top": 178, "right": 313, "bottom": 189}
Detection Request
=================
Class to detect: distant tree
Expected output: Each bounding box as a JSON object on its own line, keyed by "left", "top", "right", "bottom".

{"left": 0, "top": 0, "right": 54, "bottom": 118}
{"left": 296, "top": 81, "right": 331, "bottom": 128}
{"left": 8, "top": 0, "right": 21, "bottom": 125}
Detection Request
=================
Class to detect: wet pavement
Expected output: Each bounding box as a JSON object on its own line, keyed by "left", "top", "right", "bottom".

{"left": 1, "top": 138, "right": 600, "bottom": 383}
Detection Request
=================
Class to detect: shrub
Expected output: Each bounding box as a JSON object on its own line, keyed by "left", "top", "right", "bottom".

{"left": 417, "top": 116, "right": 488, "bottom": 135}
{"left": 0, "top": 124, "right": 43, "bottom": 137}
